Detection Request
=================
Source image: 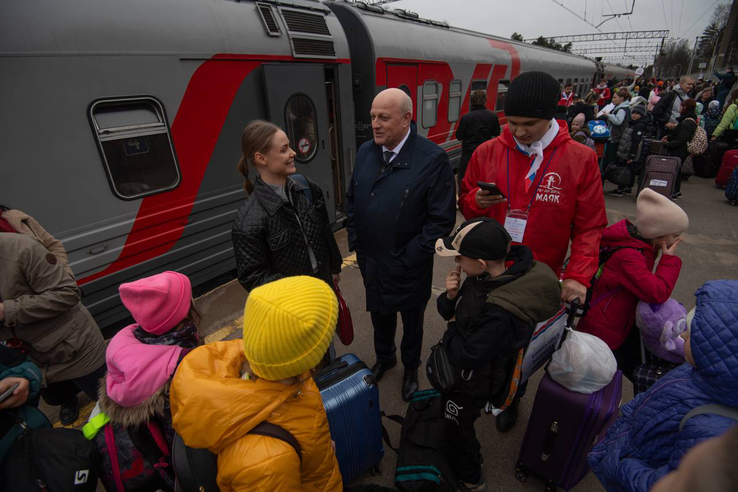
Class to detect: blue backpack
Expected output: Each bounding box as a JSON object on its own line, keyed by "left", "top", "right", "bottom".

{"left": 588, "top": 120, "right": 610, "bottom": 141}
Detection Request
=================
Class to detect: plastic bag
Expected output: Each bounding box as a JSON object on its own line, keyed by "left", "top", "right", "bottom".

{"left": 548, "top": 328, "right": 617, "bottom": 394}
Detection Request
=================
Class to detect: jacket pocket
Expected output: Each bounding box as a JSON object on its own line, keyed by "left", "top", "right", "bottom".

{"left": 267, "top": 228, "right": 294, "bottom": 252}
{"left": 29, "top": 318, "right": 80, "bottom": 365}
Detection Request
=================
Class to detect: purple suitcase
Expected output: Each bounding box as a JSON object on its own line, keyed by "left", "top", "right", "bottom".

{"left": 515, "top": 371, "right": 623, "bottom": 491}
{"left": 638, "top": 155, "right": 680, "bottom": 198}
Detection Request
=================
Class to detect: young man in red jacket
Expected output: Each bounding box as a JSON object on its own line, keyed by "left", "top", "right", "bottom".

{"left": 458, "top": 71, "right": 608, "bottom": 431}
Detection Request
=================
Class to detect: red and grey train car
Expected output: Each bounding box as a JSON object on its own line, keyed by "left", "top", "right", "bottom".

{"left": 1, "top": 0, "right": 633, "bottom": 330}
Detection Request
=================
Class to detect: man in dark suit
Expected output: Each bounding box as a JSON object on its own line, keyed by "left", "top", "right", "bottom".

{"left": 346, "top": 88, "right": 456, "bottom": 401}
{"left": 455, "top": 90, "right": 501, "bottom": 183}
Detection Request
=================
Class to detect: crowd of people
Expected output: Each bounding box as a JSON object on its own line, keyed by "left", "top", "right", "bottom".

{"left": 0, "top": 69, "right": 736, "bottom": 492}
{"left": 557, "top": 70, "right": 738, "bottom": 201}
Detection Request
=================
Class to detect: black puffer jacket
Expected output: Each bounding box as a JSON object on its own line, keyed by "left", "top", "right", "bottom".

{"left": 663, "top": 114, "right": 698, "bottom": 164}
{"left": 232, "top": 175, "right": 342, "bottom": 291}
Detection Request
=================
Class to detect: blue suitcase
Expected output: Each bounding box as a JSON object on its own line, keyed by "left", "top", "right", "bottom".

{"left": 726, "top": 168, "right": 738, "bottom": 205}
{"left": 314, "top": 353, "right": 384, "bottom": 484}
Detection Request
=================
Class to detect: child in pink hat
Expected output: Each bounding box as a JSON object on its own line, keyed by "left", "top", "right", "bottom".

{"left": 83, "top": 271, "right": 202, "bottom": 491}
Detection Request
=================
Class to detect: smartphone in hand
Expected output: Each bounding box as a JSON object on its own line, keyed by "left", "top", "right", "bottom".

{"left": 0, "top": 383, "right": 20, "bottom": 404}
{"left": 477, "top": 181, "right": 506, "bottom": 198}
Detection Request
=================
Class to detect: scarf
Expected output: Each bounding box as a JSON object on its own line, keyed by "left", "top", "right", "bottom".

{"left": 134, "top": 322, "right": 201, "bottom": 349}
{"left": 514, "top": 119, "right": 560, "bottom": 192}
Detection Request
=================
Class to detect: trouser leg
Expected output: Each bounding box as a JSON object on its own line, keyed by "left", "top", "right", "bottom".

{"left": 399, "top": 307, "right": 426, "bottom": 370}
{"left": 42, "top": 363, "right": 106, "bottom": 405}
{"left": 371, "top": 311, "right": 398, "bottom": 363}
{"left": 443, "top": 393, "right": 484, "bottom": 484}
{"left": 613, "top": 326, "right": 641, "bottom": 383}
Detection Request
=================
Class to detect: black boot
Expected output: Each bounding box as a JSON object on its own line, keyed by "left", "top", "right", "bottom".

{"left": 401, "top": 368, "right": 419, "bottom": 402}
{"left": 495, "top": 396, "right": 519, "bottom": 433}
{"left": 59, "top": 396, "right": 79, "bottom": 426}
{"left": 370, "top": 358, "right": 397, "bottom": 382}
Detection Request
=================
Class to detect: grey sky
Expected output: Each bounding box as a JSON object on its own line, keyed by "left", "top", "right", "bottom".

{"left": 387, "top": 0, "right": 720, "bottom": 57}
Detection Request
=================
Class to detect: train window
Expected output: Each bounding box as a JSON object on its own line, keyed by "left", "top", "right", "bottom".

{"left": 496, "top": 80, "right": 510, "bottom": 112}
{"left": 285, "top": 94, "right": 318, "bottom": 163}
{"left": 422, "top": 81, "right": 438, "bottom": 128}
{"left": 89, "top": 97, "right": 180, "bottom": 200}
{"left": 448, "top": 80, "right": 462, "bottom": 123}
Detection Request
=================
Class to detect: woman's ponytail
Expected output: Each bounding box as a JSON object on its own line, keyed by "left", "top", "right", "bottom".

{"left": 238, "top": 120, "right": 281, "bottom": 196}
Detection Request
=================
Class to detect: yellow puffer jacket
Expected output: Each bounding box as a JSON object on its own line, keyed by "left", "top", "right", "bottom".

{"left": 170, "top": 340, "right": 343, "bottom": 492}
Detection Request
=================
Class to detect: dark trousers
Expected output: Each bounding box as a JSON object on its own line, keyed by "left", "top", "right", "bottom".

{"left": 613, "top": 326, "right": 641, "bottom": 383}
{"left": 443, "top": 393, "right": 485, "bottom": 483}
{"left": 41, "top": 364, "right": 106, "bottom": 406}
{"left": 371, "top": 306, "right": 426, "bottom": 369}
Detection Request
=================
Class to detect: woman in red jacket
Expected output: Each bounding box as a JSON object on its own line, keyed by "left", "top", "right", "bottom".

{"left": 577, "top": 188, "right": 689, "bottom": 380}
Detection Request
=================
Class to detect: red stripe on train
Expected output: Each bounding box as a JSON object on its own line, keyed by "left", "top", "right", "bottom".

{"left": 78, "top": 55, "right": 349, "bottom": 285}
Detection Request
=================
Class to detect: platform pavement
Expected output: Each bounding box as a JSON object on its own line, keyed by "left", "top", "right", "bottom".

{"left": 46, "top": 175, "right": 737, "bottom": 491}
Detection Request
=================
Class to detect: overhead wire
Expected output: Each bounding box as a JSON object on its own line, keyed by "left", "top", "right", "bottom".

{"left": 681, "top": 0, "right": 720, "bottom": 39}
{"left": 661, "top": 0, "right": 670, "bottom": 31}
{"left": 677, "top": 0, "right": 684, "bottom": 37}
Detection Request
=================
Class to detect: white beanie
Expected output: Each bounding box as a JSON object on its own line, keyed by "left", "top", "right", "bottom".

{"left": 635, "top": 188, "right": 689, "bottom": 239}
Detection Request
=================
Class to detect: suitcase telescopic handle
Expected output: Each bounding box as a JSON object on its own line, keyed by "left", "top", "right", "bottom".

{"left": 566, "top": 299, "right": 580, "bottom": 328}
{"left": 541, "top": 421, "right": 559, "bottom": 462}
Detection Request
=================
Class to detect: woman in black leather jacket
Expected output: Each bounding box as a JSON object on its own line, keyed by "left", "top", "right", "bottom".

{"left": 231, "top": 120, "right": 342, "bottom": 292}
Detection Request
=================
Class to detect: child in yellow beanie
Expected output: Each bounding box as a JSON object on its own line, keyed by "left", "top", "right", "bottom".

{"left": 170, "top": 276, "right": 343, "bottom": 491}
{"left": 577, "top": 188, "right": 688, "bottom": 383}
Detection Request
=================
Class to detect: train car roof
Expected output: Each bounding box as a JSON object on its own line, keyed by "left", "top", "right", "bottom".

{"left": 0, "top": 0, "right": 350, "bottom": 60}
{"left": 329, "top": 1, "right": 597, "bottom": 72}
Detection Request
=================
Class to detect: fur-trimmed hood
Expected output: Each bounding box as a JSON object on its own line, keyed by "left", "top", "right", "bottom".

{"left": 98, "top": 377, "right": 170, "bottom": 428}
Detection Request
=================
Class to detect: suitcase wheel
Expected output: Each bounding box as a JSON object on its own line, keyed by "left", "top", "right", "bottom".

{"left": 515, "top": 462, "right": 527, "bottom": 483}
{"left": 545, "top": 480, "right": 558, "bottom": 492}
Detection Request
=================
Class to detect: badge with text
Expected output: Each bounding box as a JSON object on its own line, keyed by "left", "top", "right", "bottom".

{"left": 504, "top": 209, "right": 529, "bottom": 243}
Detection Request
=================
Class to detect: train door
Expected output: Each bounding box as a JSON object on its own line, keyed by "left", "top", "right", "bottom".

{"left": 386, "top": 64, "right": 418, "bottom": 120}
{"left": 263, "top": 64, "right": 335, "bottom": 219}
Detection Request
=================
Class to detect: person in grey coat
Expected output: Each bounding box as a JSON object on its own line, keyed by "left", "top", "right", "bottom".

{"left": 346, "top": 88, "right": 456, "bottom": 401}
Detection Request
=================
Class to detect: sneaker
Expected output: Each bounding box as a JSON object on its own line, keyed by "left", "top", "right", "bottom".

{"left": 59, "top": 396, "right": 79, "bottom": 426}
{"left": 623, "top": 188, "right": 633, "bottom": 195}
{"left": 458, "top": 478, "right": 486, "bottom": 492}
{"left": 674, "top": 192, "right": 683, "bottom": 199}
{"left": 608, "top": 189, "right": 624, "bottom": 197}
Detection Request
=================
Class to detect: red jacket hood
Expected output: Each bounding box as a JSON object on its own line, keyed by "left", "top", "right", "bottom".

{"left": 498, "top": 119, "right": 572, "bottom": 151}
{"left": 601, "top": 219, "right": 654, "bottom": 251}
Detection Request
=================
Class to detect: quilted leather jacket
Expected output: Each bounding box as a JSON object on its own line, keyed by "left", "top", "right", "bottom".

{"left": 232, "top": 175, "right": 342, "bottom": 291}
{"left": 588, "top": 280, "right": 738, "bottom": 492}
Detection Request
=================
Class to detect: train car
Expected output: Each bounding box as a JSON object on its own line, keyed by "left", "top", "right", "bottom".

{"left": 0, "top": 0, "right": 356, "bottom": 330}
{"left": 600, "top": 63, "right": 638, "bottom": 82}
{"left": 328, "top": 0, "right": 601, "bottom": 160}
{"left": 1, "top": 0, "right": 637, "bottom": 331}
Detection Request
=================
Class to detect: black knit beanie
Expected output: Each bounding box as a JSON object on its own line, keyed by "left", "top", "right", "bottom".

{"left": 504, "top": 71, "right": 560, "bottom": 120}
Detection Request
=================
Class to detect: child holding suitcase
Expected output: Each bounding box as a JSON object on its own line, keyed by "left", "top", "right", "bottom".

{"left": 588, "top": 280, "right": 738, "bottom": 492}
{"left": 434, "top": 218, "right": 561, "bottom": 491}
{"left": 577, "top": 188, "right": 688, "bottom": 380}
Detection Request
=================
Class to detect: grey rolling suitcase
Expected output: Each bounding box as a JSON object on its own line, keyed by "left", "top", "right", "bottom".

{"left": 638, "top": 155, "right": 680, "bottom": 198}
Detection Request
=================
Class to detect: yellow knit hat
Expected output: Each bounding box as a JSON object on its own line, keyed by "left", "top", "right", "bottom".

{"left": 242, "top": 276, "right": 337, "bottom": 381}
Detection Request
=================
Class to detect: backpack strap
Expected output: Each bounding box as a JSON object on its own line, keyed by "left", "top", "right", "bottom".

{"left": 248, "top": 421, "right": 303, "bottom": 463}
{"left": 290, "top": 174, "right": 313, "bottom": 204}
{"left": 128, "top": 422, "right": 175, "bottom": 480}
{"left": 679, "top": 404, "right": 738, "bottom": 432}
{"left": 104, "top": 424, "right": 126, "bottom": 492}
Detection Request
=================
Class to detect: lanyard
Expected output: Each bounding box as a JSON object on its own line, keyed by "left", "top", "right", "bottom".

{"left": 506, "top": 147, "right": 559, "bottom": 213}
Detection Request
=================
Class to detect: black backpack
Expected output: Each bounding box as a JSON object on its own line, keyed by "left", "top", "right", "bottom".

{"left": 382, "top": 390, "right": 458, "bottom": 491}
{"left": 1, "top": 423, "right": 101, "bottom": 492}
{"left": 172, "top": 421, "right": 302, "bottom": 492}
